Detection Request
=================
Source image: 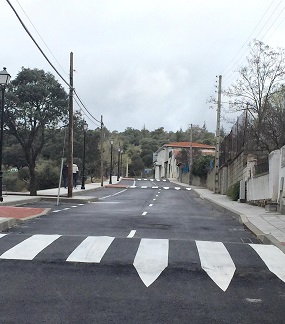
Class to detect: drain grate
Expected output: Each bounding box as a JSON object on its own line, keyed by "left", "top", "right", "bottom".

{"left": 240, "top": 237, "right": 254, "bottom": 244}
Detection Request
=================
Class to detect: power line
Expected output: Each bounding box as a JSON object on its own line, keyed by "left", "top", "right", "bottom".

{"left": 6, "top": 0, "right": 103, "bottom": 128}
{"left": 15, "top": 0, "right": 69, "bottom": 78}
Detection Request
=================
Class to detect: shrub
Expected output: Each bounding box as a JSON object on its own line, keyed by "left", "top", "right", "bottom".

{"left": 36, "top": 160, "right": 60, "bottom": 190}
{"left": 3, "top": 171, "right": 27, "bottom": 192}
{"left": 227, "top": 182, "right": 240, "bottom": 201}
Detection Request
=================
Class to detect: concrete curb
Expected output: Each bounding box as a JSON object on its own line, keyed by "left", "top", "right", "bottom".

{"left": 191, "top": 187, "right": 285, "bottom": 251}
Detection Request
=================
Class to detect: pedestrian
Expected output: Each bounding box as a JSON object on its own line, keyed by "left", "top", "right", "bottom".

{"left": 73, "top": 163, "right": 79, "bottom": 188}
{"left": 62, "top": 164, "right": 68, "bottom": 188}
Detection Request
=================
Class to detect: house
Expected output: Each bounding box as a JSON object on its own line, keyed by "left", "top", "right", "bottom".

{"left": 153, "top": 142, "right": 215, "bottom": 180}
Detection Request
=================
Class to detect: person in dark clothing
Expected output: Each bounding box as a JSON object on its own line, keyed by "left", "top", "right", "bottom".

{"left": 62, "top": 164, "right": 68, "bottom": 188}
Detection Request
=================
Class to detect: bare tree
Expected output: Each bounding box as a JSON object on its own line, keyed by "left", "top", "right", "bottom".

{"left": 225, "top": 40, "right": 285, "bottom": 151}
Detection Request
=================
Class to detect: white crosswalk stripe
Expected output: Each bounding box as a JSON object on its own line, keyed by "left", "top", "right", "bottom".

{"left": 196, "top": 241, "right": 236, "bottom": 292}
{"left": 0, "top": 234, "right": 61, "bottom": 260}
{"left": 133, "top": 238, "right": 169, "bottom": 287}
{"left": 66, "top": 236, "right": 114, "bottom": 263}
{"left": 0, "top": 234, "right": 284, "bottom": 290}
{"left": 249, "top": 244, "right": 285, "bottom": 283}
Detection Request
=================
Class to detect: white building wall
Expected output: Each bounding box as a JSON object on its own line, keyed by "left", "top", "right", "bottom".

{"left": 269, "top": 150, "right": 280, "bottom": 202}
{"left": 247, "top": 174, "right": 270, "bottom": 201}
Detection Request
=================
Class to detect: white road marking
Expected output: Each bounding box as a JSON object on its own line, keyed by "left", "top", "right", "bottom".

{"left": 186, "top": 188, "right": 192, "bottom": 191}
{"left": 63, "top": 208, "right": 70, "bottom": 211}
{"left": 127, "top": 230, "right": 136, "bottom": 238}
{"left": 150, "top": 179, "right": 154, "bottom": 181}
{"left": 153, "top": 198, "right": 157, "bottom": 200}
{"left": 129, "top": 186, "right": 137, "bottom": 188}
{"left": 78, "top": 204, "right": 84, "bottom": 206}
{"left": 71, "top": 206, "right": 78, "bottom": 208}
{"left": 249, "top": 244, "right": 285, "bottom": 283}
{"left": 174, "top": 187, "right": 181, "bottom": 190}
{"left": 144, "top": 178, "right": 148, "bottom": 181}
{"left": 163, "top": 180, "right": 167, "bottom": 182}
{"left": 156, "top": 180, "right": 160, "bottom": 182}
{"left": 196, "top": 241, "right": 236, "bottom": 292}
{"left": 149, "top": 204, "right": 153, "bottom": 207}
{"left": 142, "top": 212, "right": 147, "bottom": 216}
{"left": 163, "top": 187, "right": 169, "bottom": 190}
{"left": 0, "top": 234, "right": 61, "bottom": 260}
{"left": 0, "top": 234, "right": 6, "bottom": 239}
{"left": 141, "top": 186, "right": 148, "bottom": 189}
{"left": 138, "top": 179, "right": 141, "bottom": 181}
{"left": 152, "top": 186, "right": 158, "bottom": 189}
{"left": 134, "top": 238, "right": 169, "bottom": 287}
{"left": 66, "top": 236, "right": 114, "bottom": 263}
{"left": 101, "top": 189, "right": 128, "bottom": 199}
{"left": 53, "top": 210, "right": 61, "bottom": 213}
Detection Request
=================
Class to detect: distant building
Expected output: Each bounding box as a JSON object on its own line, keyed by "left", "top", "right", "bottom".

{"left": 153, "top": 142, "right": 215, "bottom": 180}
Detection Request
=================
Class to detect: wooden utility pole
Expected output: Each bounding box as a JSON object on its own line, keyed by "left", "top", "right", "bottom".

{"left": 68, "top": 52, "right": 74, "bottom": 197}
{"left": 214, "top": 75, "right": 222, "bottom": 194}
{"left": 100, "top": 115, "right": 104, "bottom": 186}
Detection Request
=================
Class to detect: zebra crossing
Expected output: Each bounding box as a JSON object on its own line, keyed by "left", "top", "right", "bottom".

{"left": 128, "top": 185, "right": 191, "bottom": 190}
{"left": 0, "top": 233, "right": 284, "bottom": 291}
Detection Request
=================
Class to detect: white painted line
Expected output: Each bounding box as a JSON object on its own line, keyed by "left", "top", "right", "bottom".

{"left": 66, "top": 236, "right": 114, "bottom": 263}
{"left": 129, "top": 186, "right": 137, "bottom": 188}
{"left": 138, "top": 179, "right": 141, "bottom": 181}
{"left": 163, "top": 180, "right": 167, "bottom": 182}
{"left": 163, "top": 187, "right": 169, "bottom": 190}
{"left": 142, "top": 212, "right": 147, "bottom": 216}
{"left": 53, "top": 210, "right": 61, "bottom": 213}
{"left": 149, "top": 204, "right": 153, "bottom": 207}
{"left": 63, "top": 208, "right": 70, "bottom": 211}
{"left": 144, "top": 178, "right": 148, "bottom": 181}
{"left": 196, "top": 241, "right": 236, "bottom": 292}
{"left": 71, "top": 206, "right": 78, "bottom": 208}
{"left": 0, "top": 234, "right": 6, "bottom": 239}
{"left": 141, "top": 186, "right": 148, "bottom": 189}
{"left": 186, "top": 188, "right": 192, "bottom": 191}
{"left": 134, "top": 238, "right": 169, "bottom": 287}
{"left": 0, "top": 234, "right": 61, "bottom": 260}
{"left": 156, "top": 180, "right": 160, "bottom": 182}
{"left": 102, "top": 189, "right": 128, "bottom": 199}
{"left": 152, "top": 186, "right": 159, "bottom": 189}
{"left": 127, "top": 230, "right": 136, "bottom": 238}
{"left": 78, "top": 204, "right": 85, "bottom": 206}
{"left": 249, "top": 244, "right": 285, "bottom": 283}
{"left": 174, "top": 187, "right": 181, "bottom": 190}
{"left": 153, "top": 198, "right": 157, "bottom": 200}
{"left": 150, "top": 179, "right": 154, "bottom": 181}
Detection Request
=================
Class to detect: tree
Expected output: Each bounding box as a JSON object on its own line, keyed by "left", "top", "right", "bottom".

{"left": 5, "top": 68, "right": 68, "bottom": 195}
{"left": 224, "top": 40, "right": 285, "bottom": 151}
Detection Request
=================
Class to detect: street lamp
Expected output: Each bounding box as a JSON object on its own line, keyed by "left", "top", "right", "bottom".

{"left": 81, "top": 122, "right": 88, "bottom": 189}
{"left": 109, "top": 137, "right": 114, "bottom": 184}
{"left": 0, "top": 68, "right": 11, "bottom": 202}
{"left": 120, "top": 149, "right": 124, "bottom": 179}
{"left": 117, "top": 146, "right": 121, "bottom": 181}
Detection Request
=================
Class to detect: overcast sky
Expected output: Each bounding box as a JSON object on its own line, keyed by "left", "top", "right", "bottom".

{"left": 2, "top": 0, "right": 285, "bottom": 133}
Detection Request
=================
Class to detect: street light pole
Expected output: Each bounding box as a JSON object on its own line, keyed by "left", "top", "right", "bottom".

{"left": 120, "top": 150, "right": 123, "bottom": 179}
{"left": 109, "top": 137, "right": 114, "bottom": 184}
{"left": 81, "top": 123, "right": 88, "bottom": 189}
{"left": 0, "top": 68, "right": 11, "bottom": 202}
{"left": 117, "top": 145, "right": 121, "bottom": 181}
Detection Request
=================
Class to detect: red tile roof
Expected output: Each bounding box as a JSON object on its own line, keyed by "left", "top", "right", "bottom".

{"left": 164, "top": 142, "right": 215, "bottom": 149}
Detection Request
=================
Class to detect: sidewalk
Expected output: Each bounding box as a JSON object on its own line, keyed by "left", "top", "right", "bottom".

{"left": 170, "top": 179, "right": 285, "bottom": 253}
{"left": 0, "top": 177, "right": 119, "bottom": 231}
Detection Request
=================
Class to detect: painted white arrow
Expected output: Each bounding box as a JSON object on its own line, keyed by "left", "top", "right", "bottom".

{"left": 134, "top": 238, "right": 169, "bottom": 287}
{"left": 249, "top": 244, "right": 285, "bottom": 283}
{"left": 66, "top": 236, "right": 114, "bottom": 263}
{"left": 196, "top": 241, "right": 236, "bottom": 291}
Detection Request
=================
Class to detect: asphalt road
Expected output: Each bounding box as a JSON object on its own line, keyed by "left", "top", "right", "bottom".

{"left": 0, "top": 179, "right": 285, "bottom": 323}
